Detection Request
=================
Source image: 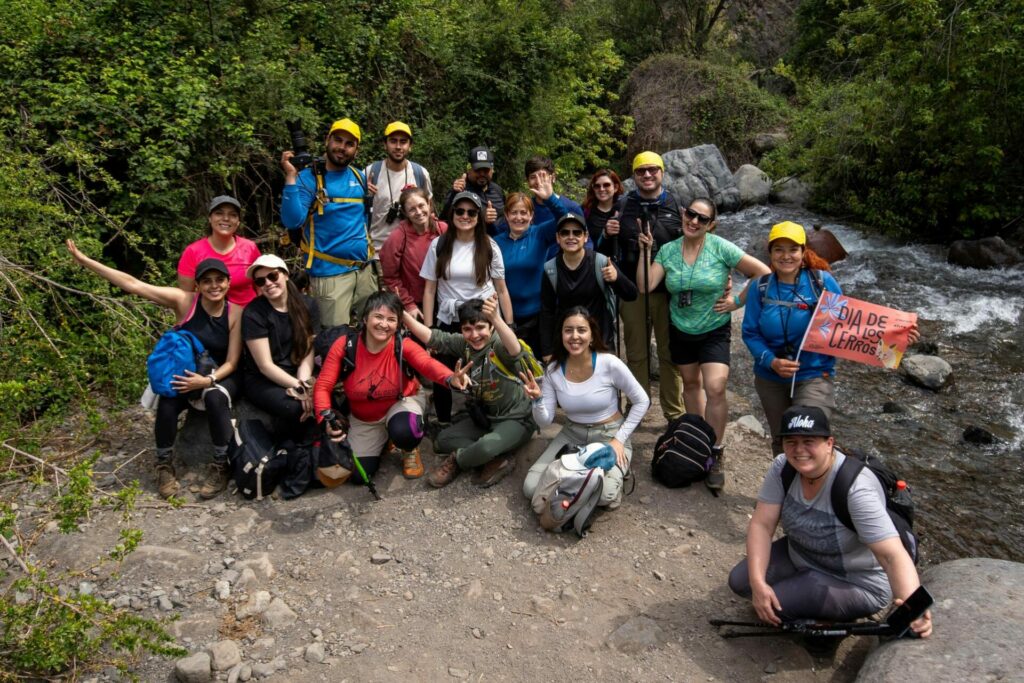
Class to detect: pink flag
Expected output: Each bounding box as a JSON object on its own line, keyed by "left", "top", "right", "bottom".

{"left": 800, "top": 292, "right": 917, "bottom": 369}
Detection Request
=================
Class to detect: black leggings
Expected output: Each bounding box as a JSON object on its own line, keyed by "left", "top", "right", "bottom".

{"left": 244, "top": 372, "right": 315, "bottom": 443}
{"left": 431, "top": 320, "right": 461, "bottom": 423}
{"left": 155, "top": 374, "right": 241, "bottom": 450}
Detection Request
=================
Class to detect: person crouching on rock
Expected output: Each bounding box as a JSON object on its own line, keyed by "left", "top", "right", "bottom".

{"left": 728, "top": 406, "right": 932, "bottom": 643}
{"left": 66, "top": 241, "right": 242, "bottom": 500}
{"left": 313, "top": 291, "right": 471, "bottom": 480}
{"left": 403, "top": 296, "right": 537, "bottom": 489}
{"left": 521, "top": 306, "right": 650, "bottom": 510}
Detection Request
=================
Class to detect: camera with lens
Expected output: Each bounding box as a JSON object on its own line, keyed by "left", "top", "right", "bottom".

{"left": 286, "top": 120, "right": 314, "bottom": 172}
{"left": 678, "top": 290, "right": 693, "bottom": 307}
{"left": 779, "top": 345, "right": 796, "bottom": 361}
{"left": 385, "top": 202, "right": 402, "bottom": 224}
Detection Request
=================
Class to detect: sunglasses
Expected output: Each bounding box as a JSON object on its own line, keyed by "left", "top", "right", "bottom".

{"left": 454, "top": 207, "right": 479, "bottom": 218}
{"left": 593, "top": 182, "right": 614, "bottom": 190}
{"left": 635, "top": 167, "right": 661, "bottom": 177}
{"left": 558, "top": 228, "right": 586, "bottom": 237}
{"left": 684, "top": 207, "right": 713, "bottom": 226}
{"left": 253, "top": 271, "right": 283, "bottom": 287}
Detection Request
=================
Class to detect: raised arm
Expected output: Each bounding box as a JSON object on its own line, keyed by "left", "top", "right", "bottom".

{"left": 402, "top": 308, "right": 433, "bottom": 345}
{"left": 482, "top": 295, "right": 521, "bottom": 357}
{"left": 67, "top": 239, "right": 191, "bottom": 319}
{"left": 493, "top": 278, "right": 514, "bottom": 324}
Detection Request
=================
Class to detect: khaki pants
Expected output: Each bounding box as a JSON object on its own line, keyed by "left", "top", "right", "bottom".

{"left": 754, "top": 375, "right": 836, "bottom": 455}
{"left": 620, "top": 291, "right": 683, "bottom": 420}
{"left": 312, "top": 266, "right": 378, "bottom": 327}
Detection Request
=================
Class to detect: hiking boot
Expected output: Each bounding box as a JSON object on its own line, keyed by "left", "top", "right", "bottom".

{"left": 155, "top": 462, "right": 179, "bottom": 499}
{"left": 705, "top": 446, "right": 725, "bottom": 493}
{"left": 199, "top": 461, "right": 230, "bottom": 499}
{"left": 401, "top": 447, "right": 425, "bottom": 480}
{"left": 428, "top": 454, "right": 461, "bottom": 488}
{"left": 472, "top": 455, "right": 516, "bottom": 488}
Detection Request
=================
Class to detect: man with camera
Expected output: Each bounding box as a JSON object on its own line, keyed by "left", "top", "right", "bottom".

{"left": 363, "top": 121, "right": 433, "bottom": 255}
{"left": 441, "top": 146, "right": 504, "bottom": 231}
{"left": 281, "top": 118, "right": 377, "bottom": 327}
{"left": 596, "top": 151, "right": 684, "bottom": 421}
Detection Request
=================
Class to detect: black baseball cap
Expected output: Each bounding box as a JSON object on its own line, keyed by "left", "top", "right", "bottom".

{"left": 194, "top": 258, "right": 230, "bottom": 280}
{"left": 779, "top": 406, "right": 832, "bottom": 437}
{"left": 468, "top": 146, "right": 494, "bottom": 170}
{"left": 556, "top": 213, "right": 586, "bottom": 231}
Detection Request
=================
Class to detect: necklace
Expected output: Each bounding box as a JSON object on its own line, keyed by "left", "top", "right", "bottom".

{"left": 803, "top": 450, "right": 835, "bottom": 485}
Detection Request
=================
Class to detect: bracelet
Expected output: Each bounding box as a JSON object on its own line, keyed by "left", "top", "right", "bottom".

{"left": 208, "top": 373, "right": 217, "bottom": 388}
{"left": 733, "top": 294, "right": 742, "bottom": 308}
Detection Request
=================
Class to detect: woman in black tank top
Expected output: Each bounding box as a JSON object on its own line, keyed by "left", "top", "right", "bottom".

{"left": 66, "top": 242, "right": 243, "bottom": 500}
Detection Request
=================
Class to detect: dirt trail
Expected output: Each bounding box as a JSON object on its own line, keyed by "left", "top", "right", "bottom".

{"left": 26, "top": 379, "right": 875, "bottom": 682}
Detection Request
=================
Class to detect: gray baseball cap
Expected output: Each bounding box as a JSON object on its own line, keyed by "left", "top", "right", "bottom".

{"left": 208, "top": 195, "right": 241, "bottom": 213}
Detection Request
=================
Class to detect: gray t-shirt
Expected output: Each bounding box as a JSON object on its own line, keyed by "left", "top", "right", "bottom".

{"left": 758, "top": 451, "right": 898, "bottom": 600}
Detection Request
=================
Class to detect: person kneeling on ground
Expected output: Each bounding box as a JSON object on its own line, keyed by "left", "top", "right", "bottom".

{"left": 728, "top": 406, "right": 932, "bottom": 639}
{"left": 521, "top": 307, "right": 650, "bottom": 509}
{"left": 313, "top": 291, "right": 471, "bottom": 480}
{"left": 403, "top": 297, "right": 536, "bottom": 488}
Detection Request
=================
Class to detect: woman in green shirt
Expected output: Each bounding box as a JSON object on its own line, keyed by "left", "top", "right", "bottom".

{"left": 637, "top": 198, "right": 769, "bottom": 492}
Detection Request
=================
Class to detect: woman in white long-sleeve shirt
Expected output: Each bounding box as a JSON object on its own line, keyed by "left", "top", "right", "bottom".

{"left": 520, "top": 306, "right": 650, "bottom": 509}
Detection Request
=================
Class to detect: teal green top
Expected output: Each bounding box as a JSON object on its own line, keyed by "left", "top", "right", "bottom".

{"left": 655, "top": 233, "right": 745, "bottom": 334}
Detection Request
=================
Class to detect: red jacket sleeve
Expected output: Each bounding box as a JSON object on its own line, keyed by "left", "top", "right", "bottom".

{"left": 313, "top": 335, "right": 346, "bottom": 421}
{"left": 380, "top": 228, "right": 414, "bottom": 309}
{"left": 403, "top": 338, "right": 454, "bottom": 385}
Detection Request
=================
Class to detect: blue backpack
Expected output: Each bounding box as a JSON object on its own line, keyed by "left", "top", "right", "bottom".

{"left": 147, "top": 329, "right": 207, "bottom": 397}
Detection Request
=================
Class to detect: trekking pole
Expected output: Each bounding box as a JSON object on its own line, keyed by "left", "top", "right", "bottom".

{"left": 614, "top": 232, "right": 624, "bottom": 414}
{"left": 322, "top": 410, "right": 381, "bottom": 501}
{"left": 641, "top": 215, "right": 653, "bottom": 378}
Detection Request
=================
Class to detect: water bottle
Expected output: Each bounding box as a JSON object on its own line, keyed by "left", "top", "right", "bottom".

{"left": 893, "top": 480, "right": 913, "bottom": 507}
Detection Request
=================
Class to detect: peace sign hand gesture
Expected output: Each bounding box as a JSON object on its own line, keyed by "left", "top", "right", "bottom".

{"left": 449, "top": 359, "right": 475, "bottom": 392}
{"left": 518, "top": 371, "right": 542, "bottom": 400}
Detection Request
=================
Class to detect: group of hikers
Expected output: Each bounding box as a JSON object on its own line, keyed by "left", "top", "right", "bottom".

{"left": 67, "top": 117, "right": 932, "bottom": 644}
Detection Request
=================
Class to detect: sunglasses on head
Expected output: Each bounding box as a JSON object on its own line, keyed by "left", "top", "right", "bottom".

{"left": 253, "top": 270, "right": 283, "bottom": 287}
{"left": 684, "top": 207, "right": 713, "bottom": 225}
{"left": 454, "top": 207, "right": 479, "bottom": 218}
{"left": 558, "top": 228, "right": 585, "bottom": 237}
{"left": 635, "top": 167, "right": 661, "bottom": 177}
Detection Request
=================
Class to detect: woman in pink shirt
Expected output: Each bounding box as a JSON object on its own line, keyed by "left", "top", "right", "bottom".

{"left": 380, "top": 187, "right": 447, "bottom": 321}
{"left": 178, "top": 195, "right": 262, "bottom": 306}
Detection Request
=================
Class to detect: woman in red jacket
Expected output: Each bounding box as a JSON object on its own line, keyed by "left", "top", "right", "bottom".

{"left": 380, "top": 187, "right": 448, "bottom": 321}
{"left": 313, "top": 291, "right": 470, "bottom": 480}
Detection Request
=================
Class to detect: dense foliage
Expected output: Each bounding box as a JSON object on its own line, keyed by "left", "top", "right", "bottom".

{"left": 0, "top": 0, "right": 629, "bottom": 432}
{"left": 769, "top": 0, "right": 1024, "bottom": 239}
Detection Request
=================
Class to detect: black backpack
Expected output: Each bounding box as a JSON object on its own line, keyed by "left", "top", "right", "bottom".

{"left": 314, "top": 325, "right": 414, "bottom": 379}
{"left": 231, "top": 419, "right": 288, "bottom": 500}
{"left": 651, "top": 414, "right": 717, "bottom": 488}
{"left": 756, "top": 269, "right": 825, "bottom": 307}
{"left": 781, "top": 448, "right": 919, "bottom": 563}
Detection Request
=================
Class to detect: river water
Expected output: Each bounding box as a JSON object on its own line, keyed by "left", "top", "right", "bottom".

{"left": 717, "top": 205, "right": 1024, "bottom": 563}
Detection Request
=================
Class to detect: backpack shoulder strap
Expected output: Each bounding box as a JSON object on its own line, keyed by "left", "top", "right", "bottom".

{"left": 830, "top": 453, "right": 864, "bottom": 533}
{"left": 341, "top": 334, "right": 358, "bottom": 380}
{"left": 592, "top": 252, "right": 617, "bottom": 319}
{"left": 369, "top": 160, "right": 383, "bottom": 186}
{"left": 411, "top": 162, "right": 426, "bottom": 189}
{"left": 780, "top": 461, "right": 797, "bottom": 494}
{"left": 756, "top": 273, "right": 771, "bottom": 305}
{"left": 809, "top": 268, "right": 825, "bottom": 299}
{"left": 543, "top": 257, "right": 558, "bottom": 290}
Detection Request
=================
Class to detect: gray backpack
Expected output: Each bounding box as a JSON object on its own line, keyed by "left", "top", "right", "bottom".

{"left": 543, "top": 251, "right": 617, "bottom": 322}
{"left": 532, "top": 444, "right": 606, "bottom": 537}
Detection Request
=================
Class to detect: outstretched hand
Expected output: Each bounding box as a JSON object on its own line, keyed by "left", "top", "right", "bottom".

{"left": 518, "top": 371, "right": 541, "bottom": 400}
{"left": 449, "top": 359, "right": 475, "bottom": 391}
{"left": 66, "top": 239, "right": 86, "bottom": 264}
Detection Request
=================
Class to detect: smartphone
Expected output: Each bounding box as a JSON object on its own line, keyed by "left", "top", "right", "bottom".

{"left": 885, "top": 585, "right": 934, "bottom": 637}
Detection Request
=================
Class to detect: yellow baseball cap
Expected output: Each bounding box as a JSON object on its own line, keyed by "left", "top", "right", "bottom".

{"left": 632, "top": 151, "right": 665, "bottom": 172}
{"left": 384, "top": 121, "right": 412, "bottom": 138}
{"left": 327, "top": 118, "right": 361, "bottom": 142}
{"left": 768, "top": 221, "right": 806, "bottom": 246}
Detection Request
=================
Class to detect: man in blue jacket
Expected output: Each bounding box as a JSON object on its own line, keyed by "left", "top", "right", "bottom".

{"left": 281, "top": 118, "right": 375, "bottom": 327}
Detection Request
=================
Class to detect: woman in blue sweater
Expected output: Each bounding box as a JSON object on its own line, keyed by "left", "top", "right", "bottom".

{"left": 742, "top": 221, "right": 842, "bottom": 454}
{"left": 492, "top": 178, "right": 570, "bottom": 352}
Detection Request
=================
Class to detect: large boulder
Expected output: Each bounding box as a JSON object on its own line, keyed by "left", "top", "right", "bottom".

{"left": 752, "top": 132, "right": 787, "bottom": 155}
{"left": 856, "top": 558, "right": 1024, "bottom": 683}
{"left": 947, "top": 237, "right": 1022, "bottom": 269}
{"left": 901, "top": 355, "right": 953, "bottom": 391}
{"left": 806, "top": 225, "right": 848, "bottom": 263}
{"left": 770, "top": 176, "right": 811, "bottom": 206}
{"left": 662, "top": 145, "right": 741, "bottom": 212}
{"left": 733, "top": 164, "right": 771, "bottom": 206}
